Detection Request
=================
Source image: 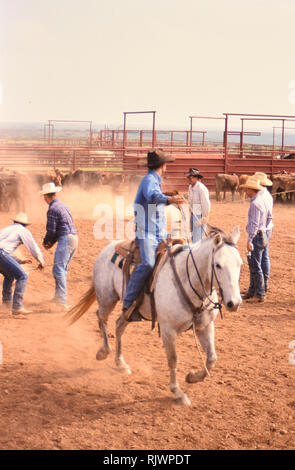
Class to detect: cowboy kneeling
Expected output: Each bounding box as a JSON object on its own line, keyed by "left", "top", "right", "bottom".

{"left": 0, "top": 212, "right": 44, "bottom": 315}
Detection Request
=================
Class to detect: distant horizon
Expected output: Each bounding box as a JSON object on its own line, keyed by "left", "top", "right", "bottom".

{"left": 1, "top": 120, "right": 295, "bottom": 147}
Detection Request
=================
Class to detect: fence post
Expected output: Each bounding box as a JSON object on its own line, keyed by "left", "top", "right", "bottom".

{"left": 73, "top": 150, "right": 76, "bottom": 170}
{"left": 224, "top": 114, "right": 228, "bottom": 173}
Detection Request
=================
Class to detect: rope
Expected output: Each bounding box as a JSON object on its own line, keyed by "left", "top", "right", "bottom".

{"left": 216, "top": 188, "right": 295, "bottom": 204}
{"left": 24, "top": 261, "right": 64, "bottom": 273}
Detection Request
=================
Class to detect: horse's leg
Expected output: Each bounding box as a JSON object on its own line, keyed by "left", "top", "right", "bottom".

{"left": 115, "top": 313, "right": 132, "bottom": 375}
{"left": 186, "top": 321, "right": 217, "bottom": 383}
{"left": 96, "top": 301, "right": 117, "bottom": 361}
{"left": 161, "top": 327, "right": 191, "bottom": 406}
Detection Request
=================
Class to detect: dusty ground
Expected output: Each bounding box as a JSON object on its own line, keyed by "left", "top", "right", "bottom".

{"left": 0, "top": 188, "right": 295, "bottom": 451}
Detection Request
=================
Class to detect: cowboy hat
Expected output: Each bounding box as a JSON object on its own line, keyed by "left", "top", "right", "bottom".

{"left": 184, "top": 168, "right": 203, "bottom": 178}
{"left": 12, "top": 212, "right": 31, "bottom": 225}
{"left": 239, "top": 177, "right": 264, "bottom": 191}
{"left": 40, "top": 182, "right": 62, "bottom": 195}
{"left": 137, "top": 149, "right": 175, "bottom": 168}
{"left": 252, "top": 172, "right": 272, "bottom": 186}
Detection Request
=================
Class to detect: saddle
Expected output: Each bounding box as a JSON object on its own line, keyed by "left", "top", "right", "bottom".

{"left": 112, "top": 238, "right": 185, "bottom": 327}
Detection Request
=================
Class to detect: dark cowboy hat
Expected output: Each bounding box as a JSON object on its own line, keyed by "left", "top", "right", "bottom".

{"left": 137, "top": 149, "right": 175, "bottom": 168}
{"left": 184, "top": 168, "right": 203, "bottom": 178}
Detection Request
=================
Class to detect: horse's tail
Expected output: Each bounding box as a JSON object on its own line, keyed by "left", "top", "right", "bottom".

{"left": 63, "top": 284, "right": 96, "bottom": 326}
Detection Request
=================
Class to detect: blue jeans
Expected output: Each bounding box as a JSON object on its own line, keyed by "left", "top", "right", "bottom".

{"left": 247, "top": 231, "right": 268, "bottom": 298}
{"left": 0, "top": 249, "right": 28, "bottom": 310}
{"left": 190, "top": 214, "right": 206, "bottom": 243}
{"left": 53, "top": 234, "right": 78, "bottom": 304}
{"left": 123, "top": 235, "right": 160, "bottom": 309}
{"left": 261, "top": 228, "right": 272, "bottom": 284}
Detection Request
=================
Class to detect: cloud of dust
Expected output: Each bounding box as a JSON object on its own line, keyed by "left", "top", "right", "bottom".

{"left": 24, "top": 180, "right": 137, "bottom": 223}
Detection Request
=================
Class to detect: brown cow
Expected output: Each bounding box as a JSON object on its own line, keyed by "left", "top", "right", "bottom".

{"left": 238, "top": 174, "right": 251, "bottom": 200}
{"left": 0, "top": 170, "right": 29, "bottom": 212}
{"left": 62, "top": 169, "right": 104, "bottom": 189}
{"left": 215, "top": 173, "right": 239, "bottom": 201}
{"left": 272, "top": 174, "right": 295, "bottom": 202}
{"left": 30, "top": 169, "right": 64, "bottom": 189}
{"left": 101, "top": 172, "right": 126, "bottom": 193}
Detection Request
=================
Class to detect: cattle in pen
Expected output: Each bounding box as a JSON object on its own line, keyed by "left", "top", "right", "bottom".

{"left": 215, "top": 173, "right": 239, "bottom": 201}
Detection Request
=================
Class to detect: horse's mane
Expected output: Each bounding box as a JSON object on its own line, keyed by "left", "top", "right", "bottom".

{"left": 206, "top": 225, "right": 236, "bottom": 247}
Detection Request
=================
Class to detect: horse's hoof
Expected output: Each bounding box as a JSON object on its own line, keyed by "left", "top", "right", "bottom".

{"left": 186, "top": 370, "right": 206, "bottom": 383}
{"left": 116, "top": 359, "right": 132, "bottom": 375}
{"left": 176, "top": 394, "right": 191, "bottom": 406}
{"left": 96, "top": 349, "right": 109, "bottom": 361}
{"left": 117, "top": 365, "right": 132, "bottom": 375}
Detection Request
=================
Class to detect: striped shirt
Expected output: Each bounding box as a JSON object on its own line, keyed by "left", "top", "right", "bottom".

{"left": 188, "top": 181, "right": 211, "bottom": 217}
{"left": 43, "top": 199, "right": 77, "bottom": 246}
{"left": 0, "top": 223, "right": 44, "bottom": 265}
{"left": 246, "top": 193, "right": 272, "bottom": 242}
{"left": 259, "top": 187, "right": 274, "bottom": 231}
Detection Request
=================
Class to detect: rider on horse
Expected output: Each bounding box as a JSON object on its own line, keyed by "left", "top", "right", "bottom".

{"left": 122, "top": 149, "right": 185, "bottom": 321}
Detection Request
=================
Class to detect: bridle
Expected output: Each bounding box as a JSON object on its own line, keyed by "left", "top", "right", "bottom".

{"left": 169, "top": 234, "right": 239, "bottom": 321}
{"left": 186, "top": 243, "right": 223, "bottom": 317}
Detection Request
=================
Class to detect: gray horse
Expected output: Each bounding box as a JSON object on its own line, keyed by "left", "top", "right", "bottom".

{"left": 65, "top": 227, "right": 242, "bottom": 405}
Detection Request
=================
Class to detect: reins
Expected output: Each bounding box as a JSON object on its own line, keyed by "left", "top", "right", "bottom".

{"left": 185, "top": 245, "right": 224, "bottom": 319}
{"left": 178, "top": 205, "right": 224, "bottom": 319}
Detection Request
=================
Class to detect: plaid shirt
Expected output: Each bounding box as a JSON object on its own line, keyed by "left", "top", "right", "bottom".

{"left": 43, "top": 199, "right": 77, "bottom": 246}
{"left": 246, "top": 193, "right": 272, "bottom": 242}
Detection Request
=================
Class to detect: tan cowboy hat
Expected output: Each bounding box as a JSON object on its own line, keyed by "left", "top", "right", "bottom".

{"left": 239, "top": 177, "right": 264, "bottom": 191}
{"left": 40, "top": 182, "right": 62, "bottom": 195}
{"left": 137, "top": 149, "right": 175, "bottom": 168}
{"left": 252, "top": 172, "right": 272, "bottom": 186}
{"left": 12, "top": 212, "right": 31, "bottom": 225}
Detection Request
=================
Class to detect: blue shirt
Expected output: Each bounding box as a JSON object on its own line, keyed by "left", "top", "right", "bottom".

{"left": 134, "top": 170, "right": 169, "bottom": 241}
{"left": 43, "top": 199, "right": 77, "bottom": 246}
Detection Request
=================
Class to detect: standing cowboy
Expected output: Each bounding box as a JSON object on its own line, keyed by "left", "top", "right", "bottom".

{"left": 239, "top": 177, "right": 272, "bottom": 302}
{"left": 0, "top": 212, "right": 44, "bottom": 315}
{"left": 41, "top": 182, "right": 78, "bottom": 310}
{"left": 122, "top": 149, "right": 185, "bottom": 321}
{"left": 185, "top": 168, "right": 211, "bottom": 243}
{"left": 252, "top": 172, "right": 274, "bottom": 292}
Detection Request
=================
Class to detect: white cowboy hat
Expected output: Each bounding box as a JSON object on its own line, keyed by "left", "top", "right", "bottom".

{"left": 40, "top": 182, "right": 62, "bottom": 195}
{"left": 12, "top": 212, "right": 31, "bottom": 225}
{"left": 252, "top": 172, "right": 273, "bottom": 186}
{"left": 239, "top": 177, "right": 264, "bottom": 191}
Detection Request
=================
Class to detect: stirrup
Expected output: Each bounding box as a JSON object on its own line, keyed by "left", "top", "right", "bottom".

{"left": 123, "top": 304, "right": 143, "bottom": 322}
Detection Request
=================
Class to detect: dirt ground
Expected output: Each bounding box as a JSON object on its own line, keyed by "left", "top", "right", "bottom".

{"left": 0, "top": 187, "right": 295, "bottom": 451}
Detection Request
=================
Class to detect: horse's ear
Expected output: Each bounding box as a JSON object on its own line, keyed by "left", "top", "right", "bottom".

{"left": 230, "top": 226, "right": 240, "bottom": 245}
{"left": 213, "top": 232, "right": 222, "bottom": 247}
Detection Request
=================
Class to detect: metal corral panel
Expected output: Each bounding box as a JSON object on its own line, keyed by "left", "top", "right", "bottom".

{"left": 1, "top": 145, "right": 295, "bottom": 193}
{"left": 162, "top": 156, "right": 225, "bottom": 191}
{"left": 272, "top": 159, "right": 295, "bottom": 173}
{"left": 227, "top": 158, "right": 273, "bottom": 176}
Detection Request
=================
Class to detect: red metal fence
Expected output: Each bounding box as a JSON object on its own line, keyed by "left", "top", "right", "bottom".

{"left": 1, "top": 144, "right": 295, "bottom": 192}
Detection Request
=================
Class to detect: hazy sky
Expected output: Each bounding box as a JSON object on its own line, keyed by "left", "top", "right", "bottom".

{"left": 1, "top": 0, "right": 295, "bottom": 131}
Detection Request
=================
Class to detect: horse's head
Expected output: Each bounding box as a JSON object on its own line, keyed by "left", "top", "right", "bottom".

{"left": 211, "top": 226, "right": 242, "bottom": 312}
